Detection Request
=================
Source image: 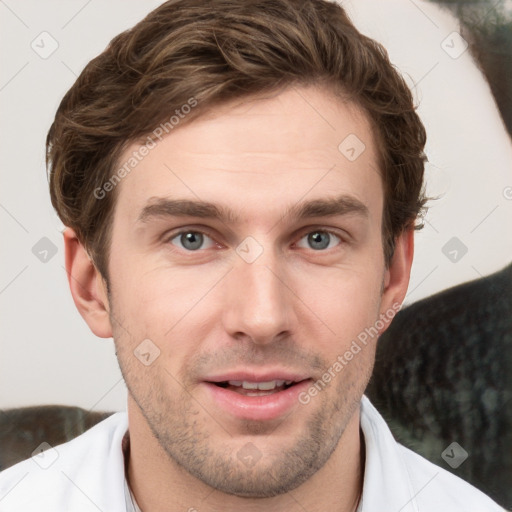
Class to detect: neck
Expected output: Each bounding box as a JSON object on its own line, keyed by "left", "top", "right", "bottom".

{"left": 125, "top": 398, "right": 364, "bottom": 512}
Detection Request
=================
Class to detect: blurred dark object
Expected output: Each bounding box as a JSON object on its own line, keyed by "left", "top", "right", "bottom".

{"left": 367, "top": 262, "right": 512, "bottom": 509}
{"left": 431, "top": 0, "right": 512, "bottom": 135}
{"left": 0, "top": 405, "right": 112, "bottom": 471}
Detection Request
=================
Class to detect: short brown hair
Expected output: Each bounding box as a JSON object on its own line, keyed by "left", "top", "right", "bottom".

{"left": 47, "top": 0, "right": 427, "bottom": 280}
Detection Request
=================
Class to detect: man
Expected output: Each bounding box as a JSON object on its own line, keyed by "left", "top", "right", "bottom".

{"left": 0, "top": 0, "right": 504, "bottom": 510}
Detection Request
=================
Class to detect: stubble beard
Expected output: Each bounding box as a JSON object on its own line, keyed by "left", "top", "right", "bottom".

{"left": 116, "top": 337, "right": 369, "bottom": 498}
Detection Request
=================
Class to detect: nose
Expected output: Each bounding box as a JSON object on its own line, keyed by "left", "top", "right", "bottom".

{"left": 221, "top": 247, "right": 296, "bottom": 345}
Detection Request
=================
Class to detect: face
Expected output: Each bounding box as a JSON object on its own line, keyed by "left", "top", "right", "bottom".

{"left": 103, "top": 85, "right": 402, "bottom": 497}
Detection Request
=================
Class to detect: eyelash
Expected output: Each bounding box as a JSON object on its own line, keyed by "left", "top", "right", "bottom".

{"left": 164, "top": 227, "right": 346, "bottom": 253}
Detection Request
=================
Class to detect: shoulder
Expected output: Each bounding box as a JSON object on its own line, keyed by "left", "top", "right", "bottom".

{"left": 359, "top": 396, "right": 505, "bottom": 511}
{"left": 0, "top": 412, "right": 128, "bottom": 512}
{"left": 397, "top": 443, "right": 505, "bottom": 511}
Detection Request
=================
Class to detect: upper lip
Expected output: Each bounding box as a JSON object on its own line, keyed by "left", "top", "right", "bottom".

{"left": 204, "top": 369, "right": 311, "bottom": 383}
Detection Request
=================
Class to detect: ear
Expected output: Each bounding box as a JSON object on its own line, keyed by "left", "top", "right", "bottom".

{"left": 378, "top": 227, "right": 414, "bottom": 334}
{"left": 63, "top": 227, "right": 112, "bottom": 338}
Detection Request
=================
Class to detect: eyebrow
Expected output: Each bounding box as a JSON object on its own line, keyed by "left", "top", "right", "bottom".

{"left": 136, "top": 194, "right": 369, "bottom": 225}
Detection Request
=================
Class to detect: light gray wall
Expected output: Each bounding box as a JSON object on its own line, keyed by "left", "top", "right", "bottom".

{"left": 1, "top": 0, "right": 511, "bottom": 411}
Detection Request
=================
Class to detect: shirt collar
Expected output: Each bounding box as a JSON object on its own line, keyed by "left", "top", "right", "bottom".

{"left": 358, "top": 395, "right": 419, "bottom": 512}
{"left": 122, "top": 431, "right": 143, "bottom": 512}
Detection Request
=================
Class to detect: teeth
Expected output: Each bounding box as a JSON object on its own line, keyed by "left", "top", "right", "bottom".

{"left": 227, "top": 379, "right": 288, "bottom": 390}
{"left": 242, "top": 381, "right": 259, "bottom": 390}
{"left": 257, "top": 380, "right": 283, "bottom": 390}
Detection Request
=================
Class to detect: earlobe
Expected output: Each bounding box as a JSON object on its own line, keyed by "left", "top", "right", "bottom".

{"left": 379, "top": 228, "right": 415, "bottom": 333}
{"left": 63, "top": 227, "right": 112, "bottom": 338}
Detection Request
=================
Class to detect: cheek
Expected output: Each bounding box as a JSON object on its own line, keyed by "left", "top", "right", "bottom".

{"left": 293, "top": 263, "right": 383, "bottom": 337}
{"left": 108, "top": 258, "right": 228, "bottom": 348}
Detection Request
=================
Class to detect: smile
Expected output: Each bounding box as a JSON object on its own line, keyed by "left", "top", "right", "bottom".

{"left": 215, "top": 379, "right": 295, "bottom": 396}
{"left": 202, "top": 372, "right": 312, "bottom": 421}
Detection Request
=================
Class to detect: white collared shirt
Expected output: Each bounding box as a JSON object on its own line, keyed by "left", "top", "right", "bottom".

{"left": 0, "top": 396, "right": 505, "bottom": 511}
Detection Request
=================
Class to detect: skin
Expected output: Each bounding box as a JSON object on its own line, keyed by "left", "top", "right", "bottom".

{"left": 64, "top": 84, "right": 414, "bottom": 512}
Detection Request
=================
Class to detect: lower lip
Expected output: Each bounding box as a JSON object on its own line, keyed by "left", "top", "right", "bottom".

{"left": 203, "top": 380, "right": 311, "bottom": 421}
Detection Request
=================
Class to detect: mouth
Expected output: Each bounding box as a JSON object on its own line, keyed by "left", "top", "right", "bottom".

{"left": 201, "top": 373, "right": 312, "bottom": 421}
{"left": 211, "top": 379, "right": 302, "bottom": 396}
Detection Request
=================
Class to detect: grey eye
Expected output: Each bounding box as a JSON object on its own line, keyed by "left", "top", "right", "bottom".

{"left": 170, "top": 231, "right": 214, "bottom": 251}
{"left": 181, "top": 232, "right": 203, "bottom": 250}
{"left": 297, "top": 231, "right": 341, "bottom": 251}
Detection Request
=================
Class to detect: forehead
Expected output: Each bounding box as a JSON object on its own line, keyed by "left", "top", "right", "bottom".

{"left": 112, "top": 85, "right": 383, "bottom": 227}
